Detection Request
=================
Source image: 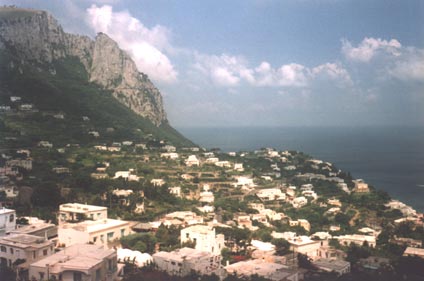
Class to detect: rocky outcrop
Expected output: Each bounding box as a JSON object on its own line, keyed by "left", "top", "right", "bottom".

{"left": 0, "top": 7, "right": 167, "bottom": 126}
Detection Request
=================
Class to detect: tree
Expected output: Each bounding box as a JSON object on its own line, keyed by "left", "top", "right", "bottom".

{"left": 271, "top": 238, "right": 291, "bottom": 256}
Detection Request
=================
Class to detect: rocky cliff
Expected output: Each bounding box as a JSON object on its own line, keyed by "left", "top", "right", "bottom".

{"left": 0, "top": 7, "right": 167, "bottom": 126}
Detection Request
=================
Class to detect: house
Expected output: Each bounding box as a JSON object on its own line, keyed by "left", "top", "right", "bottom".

{"left": 199, "top": 191, "right": 214, "bottom": 203}
{"left": 58, "top": 203, "right": 108, "bottom": 224}
{"left": 181, "top": 174, "right": 194, "bottom": 181}
{"left": 94, "top": 145, "right": 108, "bottom": 151}
{"left": 58, "top": 218, "right": 132, "bottom": 249}
{"left": 11, "top": 217, "right": 57, "bottom": 239}
{"left": 180, "top": 225, "right": 225, "bottom": 255}
{"left": 0, "top": 234, "right": 54, "bottom": 270}
{"left": 225, "top": 259, "right": 299, "bottom": 281}
{"left": 205, "top": 157, "right": 219, "bottom": 164}
{"left": 52, "top": 167, "right": 70, "bottom": 174}
{"left": 153, "top": 247, "right": 223, "bottom": 278}
{"left": 185, "top": 155, "right": 200, "bottom": 166}
{"left": 10, "top": 96, "right": 21, "bottom": 102}
{"left": 161, "top": 152, "right": 179, "bottom": 160}
{"left": 38, "top": 141, "right": 53, "bottom": 148}
{"left": 168, "top": 186, "right": 182, "bottom": 197}
{"left": 164, "top": 211, "right": 203, "bottom": 226}
{"left": 233, "top": 176, "right": 255, "bottom": 189}
{"left": 162, "top": 145, "right": 176, "bottom": 152}
{"left": 328, "top": 198, "right": 342, "bottom": 207}
{"left": 88, "top": 131, "right": 100, "bottom": 137}
{"left": 19, "top": 104, "right": 33, "bottom": 111}
{"left": 6, "top": 158, "right": 33, "bottom": 170}
{"left": 334, "top": 234, "right": 376, "bottom": 248}
{"left": 353, "top": 179, "right": 369, "bottom": 193}
{"left": 256, "top": 188, "right": 286, "bottom": 202}
{"left": 114, "top": 170, "right": 139, "bottom": 181}
{"left": 249, "top": 203, "right": 265, "bottom": 212}
{"left": 313, "top": 258, "right": 350, "bottom": 276}
{"left": 403, "top": 247, "right": 424, "bottom": 259}
{"left": 112, "top": 189, "right": 135, "bottom": 206}
{"left": 29, "top": 244, "right": 119, "bottom": 281}
{"left": 234, "top": 213, "right": 255, "bottom": 230}
{"left": 234, "top": 163, "right": 244, "bottom": 172}
{"left": 0, "top": 208, "right": 16, "bottom": 236}
{"left": 151, "top": 179, "right": 165, "bottom": 187}
{"left": 215, "top": 161, "right": 231, "bottom": 168}
{"left": 287, "top": 236, "right": 322, "bottom": 259}
{"left": 289, "top": 219, "right": 311, "bottom": 232}
{"left": 292, "top": 197, "right": 308, "bottom": 208}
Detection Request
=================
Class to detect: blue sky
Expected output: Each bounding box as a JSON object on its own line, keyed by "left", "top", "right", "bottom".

{"left": 3, "top": 0, "right": 424, "bottom": 127}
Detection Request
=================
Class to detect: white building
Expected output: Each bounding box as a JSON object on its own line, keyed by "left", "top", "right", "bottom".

{"left": 313, "top": 258, "right": 350, "bottom": 276}
{"left": 185, "top": 155, "right": 200, "bottom": 166}
{"left": 334, "top": 234, "right": 376, "bottom": 248}
{"left": 199, "top": 191, "right": 215, "bottom": 203}
{"left": 180, "top": 225, "right": 225, "bottom": 255}
{"left": 233, "top": 176, "right": 255, "bottom": 189}
{"left": 234, "top": 163, "right": 244, "bottom": 172}
{"left": 225, "top": 259, "right": 299, "bottom": 281}
{"left": 153, "top": 247, "right": 222, "bottom": 278}
{"left": 289, "top": 219, "right": 311, "bottom": 232}
{"left": 215, "top": 161, "right": 231, "bottom": 168}
{"left": 0, "top": 234, "right": 54, "bottom": 269}
{"left": 256, "top": 188, "right": 286, "bottom": 202}
{"left": 29, "top": 244, "right": 119, "bottom": 281}
{"left": 58, "top": 219, "right": 132, "bottom": 249}
{"left": 58, "top": 203, "right": 108, "bottom": 224}
{"left": 168, "top": 186, "right": 182, "bottom": 197}
{"left": 0, "top": 208, "right": 16, "bottom": 236}
{"left": 287, "top": 236, "right": 322, "bottom": 260}
{"left": 151, "top": 179, "right": 166, "bottom": 187}
{"left": 353, "top": 179, "right": 369, "bottom": 193}
{"left": 292, "top": 196, "right": 308, "bottom": 208}
{"left": 161, "top": 152, "right": 179, "bottom": 160}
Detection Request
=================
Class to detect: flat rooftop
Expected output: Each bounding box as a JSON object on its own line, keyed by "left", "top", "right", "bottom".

{"left": 0, "top": 234, "right": 52, "bottom": 249}
{"left": 313, "top": 258, "right": 350, "bottom": 271}
{"left": 30, "top": 244, "right": 115, "bottom": 273}
{"left": 61, "top": 218, "right": 129, "bottom": 233}
{"left": 59, "top": 203, "right": 107, "bottom": 213}
{"left": 0, "top": 208, "right": 15, "bottom": 215}
{"left": 153, "top": 247, "right": 211, "bottom": 262}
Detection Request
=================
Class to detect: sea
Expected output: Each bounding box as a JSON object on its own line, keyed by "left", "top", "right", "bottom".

{"left": 177, "top": 126, "right": 424, "bottom": 213}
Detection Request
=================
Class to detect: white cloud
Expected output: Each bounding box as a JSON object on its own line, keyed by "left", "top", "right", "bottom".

{"left": 312, "top": 62, "right": 352, "bottom": 85}
{"left": 342, "top": 37, "right": 401, "bottom": 62}
{"left": 193, "top": 54, "right": 350, "bottom": 89}
{"left": 389, "top": 49, "right": 424, "bottom": 82}
{"left": 86, "top": 5, "right": 177, "bottom": 83}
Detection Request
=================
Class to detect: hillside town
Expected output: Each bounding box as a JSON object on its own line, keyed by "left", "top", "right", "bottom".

{"left": 1, "top": 97, "right": 424, "bottom": 281}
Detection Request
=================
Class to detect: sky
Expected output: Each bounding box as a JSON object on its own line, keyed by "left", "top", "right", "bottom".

{"left": 2, "top": 0, "right": 424, "bottom": 127}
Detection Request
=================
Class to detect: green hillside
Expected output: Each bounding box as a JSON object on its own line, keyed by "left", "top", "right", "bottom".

{"left": 0, "top": 49, "right": 193, "bottom": 148}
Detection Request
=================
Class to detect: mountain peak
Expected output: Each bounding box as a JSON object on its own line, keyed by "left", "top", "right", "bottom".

{"left": 0, "top": 6, "right": 167, "bottom": 126}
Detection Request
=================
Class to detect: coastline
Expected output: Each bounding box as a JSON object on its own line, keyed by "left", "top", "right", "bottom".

{"left": 177, "top": 126, "right": 424, "bottom": 213}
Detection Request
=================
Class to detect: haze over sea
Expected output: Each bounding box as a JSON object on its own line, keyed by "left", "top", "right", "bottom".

{"left": 178, "top": 126, "right": 424, "bottom": 213}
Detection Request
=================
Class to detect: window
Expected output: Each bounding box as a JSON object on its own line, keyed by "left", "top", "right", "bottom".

{"left": 43, "top": 249, "right": 48, "bottom": 256}
{"left": 93, "top": 237, "right": 97, "bottom": 243}
{"left": 39, "top": 272, "right": 45, "bottom": 280}
{"left": 0, "top": 246, "right": 6, "bottom": 253}
{"left": 33, "top": 251, "right": 37, "bottom": 259}
{"left": 73, "top": 272, "right": 82, "bottom": 281}
{"left": 10, "top": 248, "right": 14, "bottom": 254}
{"left": 9, "top": 214, "right": 14, "bottom": 222}
{"left": 100, "top": 235, "right": 104, "bottom": 242}
{"left": 107, "top": 232, "right": 114, "bottom": 241}
{"left": 120, "top": 229, "right": 125, "bottom": 236}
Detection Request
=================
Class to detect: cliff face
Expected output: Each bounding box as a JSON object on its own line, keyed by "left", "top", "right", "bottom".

{"left": 0, "top": 7, "right": 167, "bottom": 126}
